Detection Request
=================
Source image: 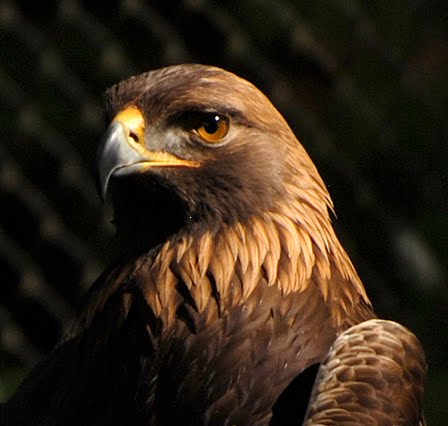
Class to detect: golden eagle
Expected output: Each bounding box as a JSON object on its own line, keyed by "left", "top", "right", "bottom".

{"left": 3, "top": 65, "right": 426, "bottom": 425}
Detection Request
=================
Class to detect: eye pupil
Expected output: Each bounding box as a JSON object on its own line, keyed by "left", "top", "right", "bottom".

{"left": 203, "top": 116, "right": 220, "bottom": 134}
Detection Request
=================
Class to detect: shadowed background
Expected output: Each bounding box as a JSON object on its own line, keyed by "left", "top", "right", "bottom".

{"left": 0, "top": 0, "right": 447, "bottom": 423}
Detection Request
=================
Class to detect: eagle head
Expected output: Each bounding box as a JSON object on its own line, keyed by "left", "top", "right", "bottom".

{"left": 97, "top": 64, "right": 330, "bottom": 249}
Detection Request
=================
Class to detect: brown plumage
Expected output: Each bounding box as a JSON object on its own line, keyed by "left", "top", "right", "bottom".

{"left": 2, "top": 64, "right": 426, "bottom": 425}
{"left": 303, "top": 319, "right": 427, "bottom": 425}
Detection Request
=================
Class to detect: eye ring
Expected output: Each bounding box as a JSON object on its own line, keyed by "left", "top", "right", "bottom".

{"left": 195, "top": 114, "right": 230, "bottom": 143}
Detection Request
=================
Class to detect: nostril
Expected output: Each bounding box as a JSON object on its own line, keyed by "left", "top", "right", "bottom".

{"left": 129, "top": 131, "right": 140, "bottom": 143}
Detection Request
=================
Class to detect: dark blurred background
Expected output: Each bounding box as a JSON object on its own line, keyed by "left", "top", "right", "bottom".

{"left": 0, "top": 0, "right": 447, "bottom": 423}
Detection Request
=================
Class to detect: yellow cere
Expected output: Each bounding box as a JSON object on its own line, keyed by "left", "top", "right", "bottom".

{"left": 114, "top": 106, "right": 146, "bottom": 143}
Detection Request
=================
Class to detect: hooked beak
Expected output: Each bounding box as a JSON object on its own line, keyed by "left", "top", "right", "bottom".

{"left": 96, "top": 106, "right": 199, "bottom": 201}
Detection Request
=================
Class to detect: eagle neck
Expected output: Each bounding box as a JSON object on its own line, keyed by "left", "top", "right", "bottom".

{"left": 135, "top": 206, "right": 370, "bottom": 329}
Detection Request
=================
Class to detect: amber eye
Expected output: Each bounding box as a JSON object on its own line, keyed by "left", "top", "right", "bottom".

{"left": 196, "top": 114, "right": 230, "bottom": 143}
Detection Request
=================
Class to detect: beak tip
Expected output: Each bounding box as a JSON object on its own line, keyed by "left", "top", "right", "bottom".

{"left": 96, "top": 121, "right": 141, "bottom": 202}
{"left": 95, "top": 155, "right": 111, "bottom": 202}
{"left": 97, "top": 168, "right": 110, "bottom": 202}
{"left": 99, "top": 185, "right": 107, "bottom": 203}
